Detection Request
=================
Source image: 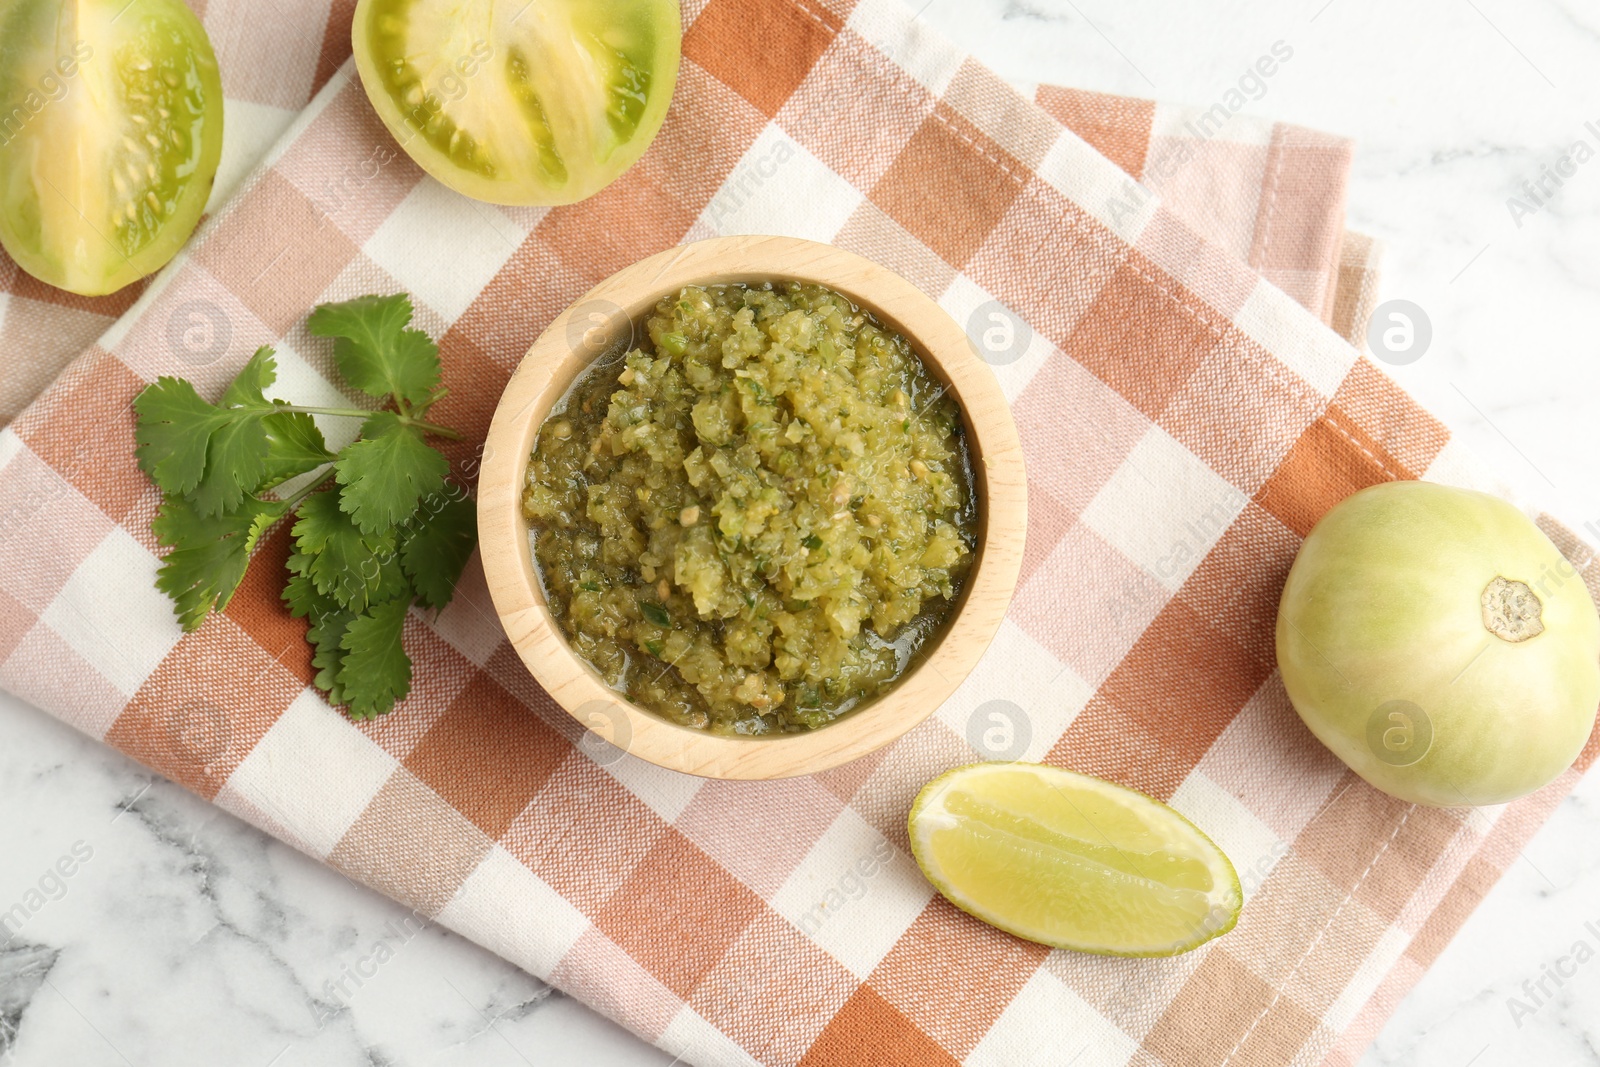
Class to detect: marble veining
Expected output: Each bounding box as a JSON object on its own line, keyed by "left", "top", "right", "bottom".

{"left": 0, "top": 944, "right": 59, "bottom": 1057}
{"left": 0, "top": 702, "right": 657, "bottom": 1066}
{"left": 4, "top": 0, "right": 1600, "bottom": 1064}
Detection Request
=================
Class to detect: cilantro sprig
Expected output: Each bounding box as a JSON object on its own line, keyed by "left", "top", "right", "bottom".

{"left": 134, "top": 293, "right": 476, "bottom": 720}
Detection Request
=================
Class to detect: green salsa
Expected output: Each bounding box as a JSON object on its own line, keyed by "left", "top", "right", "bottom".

{"left": 523, "top": 282, "right": 977, "bottom": 734}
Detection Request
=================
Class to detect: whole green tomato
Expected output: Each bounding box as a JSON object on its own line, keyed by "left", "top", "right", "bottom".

{"left": 1276, "top": 480, "right": 1599, "bottom": 807}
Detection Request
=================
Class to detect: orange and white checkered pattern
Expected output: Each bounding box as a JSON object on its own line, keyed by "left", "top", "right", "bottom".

{"left": 0, "top": 2, "right": 1590, "bottom": 1065}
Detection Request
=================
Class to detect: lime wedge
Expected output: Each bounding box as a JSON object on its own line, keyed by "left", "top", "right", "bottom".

{"left": 908, "top": 763, "right": 1242, "bottom": 957}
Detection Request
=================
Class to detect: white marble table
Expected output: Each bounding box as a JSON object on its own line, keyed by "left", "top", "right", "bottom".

{"left": 4, "top": 0, "right": 1599, "bottom": 1063}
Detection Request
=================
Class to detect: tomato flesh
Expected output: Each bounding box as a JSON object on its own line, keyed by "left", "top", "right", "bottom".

{"left": 0, "top": 0, "right": 224, "bottom": 296}
{"left": 352, "top": 0, "right": 680, "bottom": 206}
{"left": 1276, "top": 481, "right": 1600, "bottom": 807}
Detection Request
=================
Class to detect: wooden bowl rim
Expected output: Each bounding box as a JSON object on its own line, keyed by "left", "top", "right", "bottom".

{"left": 478, "top": 235, "right": 1027, "bottom": 780}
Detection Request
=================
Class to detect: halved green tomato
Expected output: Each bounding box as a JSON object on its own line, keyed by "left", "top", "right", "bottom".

{"left": 351, "top": 0, "right": 681, "bottom": 207}
{"left": 0, "top": 0, "right": 224, "bottom": 296}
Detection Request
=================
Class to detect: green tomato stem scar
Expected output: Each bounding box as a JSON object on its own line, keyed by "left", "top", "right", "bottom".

{"left": 1482, "top": 576, "right": 1545, "bottom": 642}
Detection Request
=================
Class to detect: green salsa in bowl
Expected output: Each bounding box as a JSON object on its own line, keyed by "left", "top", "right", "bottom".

{"left": 523, "top": 281, "right": 979, "bottom": 736}
{"left": 479, "top": 236, "right": 1026, "bottom": 779}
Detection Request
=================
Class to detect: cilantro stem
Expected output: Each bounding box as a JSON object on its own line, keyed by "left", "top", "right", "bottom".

{"left": 274, "top": 406, "right": 464, "bottom": 441}
{"left": 278, "top": 404, "right": 379, "bottom": 419}
{"left": 279, "top": 467, "right": 337, "bottom": 511}
{"left": 400, "top": 417, "right": 463, "bottom": 441}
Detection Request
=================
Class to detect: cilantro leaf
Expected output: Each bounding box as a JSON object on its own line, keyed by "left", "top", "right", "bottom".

{"left": 188, "top": 423, "right": 269, "bottom": 516}
{"left": 186, "top": 348, "right": 287, "bottom": 516}
{"left": 292, "top": 488, "right": 386, "bottom": 556}
{"left": 282, "top": 568, "right": 321, "bottom": 618}
{"left": 307, "top": 294, "right": 441, "bottom": 408}
{"left": 246, "top": 503, "right": 285, "bottom": 550}
{"left": 259, "top": 412, "right": 335, "bottom": 491}
{"left": 372, "top": 553, "right": 414, "bottom": 605}
{"left": 308, "top": 603, "right": 356, "bottom": 707}
{"left": 152, "top": 493, "right": 288, "bottom": 630}
{"left": 400, "top": 494, "right": 477, "bottom": 610}
{"left": 291, "top": 489, "right": 399, "bottom": 613}
{"left": 338, "top": 597, "right": 413, "bottom": 719}
{"left": 287, "top": 573, "right": 355, "bottom": 705}
{"left": 136, "top": 348, "right": 292, "bottom": 517}
{"left": 334, "top": 412, "right": 449, "bottom": 535}
{"left": 134, "top": 377, "right": 230, "bottom": 495}
{"left": 188, "top": 435, "right": 264, "bottom": 515}
{"left": 222, "top": 345, "right": 279, "bottom": 406}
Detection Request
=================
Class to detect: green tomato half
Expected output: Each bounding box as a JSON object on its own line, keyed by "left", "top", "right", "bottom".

{"left": 1276, "top": 481, "right": 1600, "bottom": 807}
{"left": 350, "top": 0, "right": 681, "bottom": 207}
{"left": 0, "top": 0, "right": 224, "bottom": 296}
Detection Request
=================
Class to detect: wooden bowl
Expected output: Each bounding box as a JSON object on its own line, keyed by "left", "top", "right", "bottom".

{"left": 478, "top": 235, "right": 1026, "bottom": 779}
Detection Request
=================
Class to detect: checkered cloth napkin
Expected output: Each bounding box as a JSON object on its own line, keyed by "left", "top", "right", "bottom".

{"left": 1028, "top": 85, "right": 1386, "bottom": 348}
{"left": 2, "top": 1, "right": 1594, "bottom": 1065}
